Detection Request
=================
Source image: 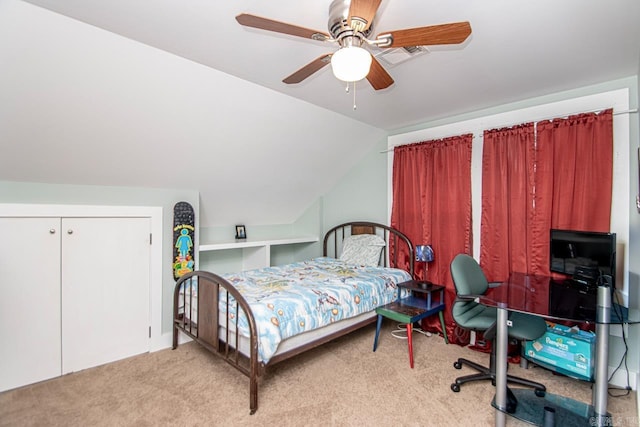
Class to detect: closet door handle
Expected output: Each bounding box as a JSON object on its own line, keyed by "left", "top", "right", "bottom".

{"left": 49, "top": 229, "right": 56, "bottom": 234}
{"left": 67, "top": 229, "right": 73, "bottom": 235}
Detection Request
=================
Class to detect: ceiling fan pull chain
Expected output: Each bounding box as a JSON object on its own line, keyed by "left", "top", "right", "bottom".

{"left": 353, "top": 81, "right": 357, "bottom": 110}
{"left": 343, "top": 82, "right": 357, "bottom": 110}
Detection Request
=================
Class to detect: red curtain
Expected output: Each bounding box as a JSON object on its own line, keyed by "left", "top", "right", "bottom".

{"left": 390, "top": 109, "right": 613, "bottom": 344}
{"left": 472, "top": 109, "right": 614, "bottom": 350}
{"left": 390, "top": 134, "right": 473, "bottom": 344}
{"left": 532, "top": 109, "right": 614, "bottom": 275}
{"left": 479, "top": 124, "right": 536, "bottom": 281}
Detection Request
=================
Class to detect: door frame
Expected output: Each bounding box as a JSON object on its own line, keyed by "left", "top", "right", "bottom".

{"left": 0, "top": 204, "right": 163, "bottom": 350}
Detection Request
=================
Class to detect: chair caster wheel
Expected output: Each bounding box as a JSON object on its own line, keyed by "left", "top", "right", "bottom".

{"left": 453, "top": 361, "right": 462, "bottom": 369}
{"left": 451, "top": 383, "right": 460, "bottom": 392}
{"left": 535, "top": 389, "right": 546, "bottom": 397}
{"left": 491, "top": 379, "right": 496, "bottom": 386}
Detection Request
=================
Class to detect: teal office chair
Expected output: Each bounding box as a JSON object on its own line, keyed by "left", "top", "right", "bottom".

{"left": 449, "top": 254, "right": 547, "bottom": 395}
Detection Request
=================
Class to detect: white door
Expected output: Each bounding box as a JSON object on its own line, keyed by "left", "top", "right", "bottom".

{"left": 0, "top": 217, "right": 62, "bottom": 392}
{"left": 61, "top": 217, "right": 150, "bottom": 374}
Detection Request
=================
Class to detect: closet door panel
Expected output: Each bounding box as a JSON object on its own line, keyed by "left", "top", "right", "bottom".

{"left": 0, "top": 217, "right": 61, "bottom": 392}
{"left": 61, "top": 217, "right": 150, "bottom": 374}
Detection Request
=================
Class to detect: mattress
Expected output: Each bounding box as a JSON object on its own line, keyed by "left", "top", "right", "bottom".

{"left": 178, "top": 257, "right": 411, "bottom": 363}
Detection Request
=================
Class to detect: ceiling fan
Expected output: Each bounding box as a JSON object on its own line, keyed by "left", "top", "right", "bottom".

{"left": 236, "top": 0, "right": 472, "bottom": 90}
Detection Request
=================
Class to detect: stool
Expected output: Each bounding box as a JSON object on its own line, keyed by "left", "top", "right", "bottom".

{"left": 373, "top": 281, "right": 448, "bottom": 368}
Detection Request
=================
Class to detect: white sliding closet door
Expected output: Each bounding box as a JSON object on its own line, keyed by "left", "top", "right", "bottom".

{"left": 0, "top": 217, "right": 62, "bottom": 391}
{"left": 61, "top": 217, "right": 150, "bottom": 374}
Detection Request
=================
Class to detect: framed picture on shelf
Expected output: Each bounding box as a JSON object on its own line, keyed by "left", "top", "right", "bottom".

{"left": 235, "top": 225, "right": 247, "bottom": 240}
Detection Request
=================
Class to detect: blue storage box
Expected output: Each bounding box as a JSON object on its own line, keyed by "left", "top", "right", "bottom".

{"left": 523, "top": 321, "right": 596, "bottom": 382}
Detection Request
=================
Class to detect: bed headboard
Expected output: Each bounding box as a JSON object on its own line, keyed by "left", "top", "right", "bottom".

{"left": 322, "top": 221, "right": 414, "bottom": 276}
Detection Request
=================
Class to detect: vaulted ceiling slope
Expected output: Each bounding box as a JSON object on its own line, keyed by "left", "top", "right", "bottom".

{"left": 0, "top": 1, "right": 386, "bottom": 227}
{"left": 19, "top": 0, "right": 640, "bottom": 130}
{"left": 2, "top": 1, "right": 640, "bottom": 228}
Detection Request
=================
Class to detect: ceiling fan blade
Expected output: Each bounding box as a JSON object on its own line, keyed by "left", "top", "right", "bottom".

{"left": 366, "top": 56, "right": 394, "bottom": 90}
{"left": 283, "top": 54, "right": 332, "bottom": 84}
{"left": 379, "top": 21, "right": 472, "bottom": 47}
{"left": 348, "top": 0, "right": 382, "bottom": 32}
{"left": 236, "top": 13, "right": 330, "bottom": 41}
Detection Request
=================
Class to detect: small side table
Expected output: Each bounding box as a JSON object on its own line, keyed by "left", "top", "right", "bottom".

{"left": 373, "top": 280, "right": 448, "bottom": 368}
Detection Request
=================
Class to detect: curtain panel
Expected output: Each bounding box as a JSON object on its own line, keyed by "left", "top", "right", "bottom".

{"left": 390, "top": 134, "right": 473, "bottom": 344}
{"left": 479, "top": 123, "right": 536, "bottom": 281}
{"left": 533, "top": 109, "right": 614, "bottom": 275}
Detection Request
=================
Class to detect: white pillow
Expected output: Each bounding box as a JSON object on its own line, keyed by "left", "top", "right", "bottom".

{"left": 339, "top": 234, "right": 386, "bottom": 267}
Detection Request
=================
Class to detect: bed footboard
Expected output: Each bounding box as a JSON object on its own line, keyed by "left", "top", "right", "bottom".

{"left": 173, "top": 271, "right": 260, "bottom": 414}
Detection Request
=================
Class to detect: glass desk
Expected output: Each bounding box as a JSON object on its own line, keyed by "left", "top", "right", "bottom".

{"left": 478, "top": 273, "right": 640, "bottom": 427}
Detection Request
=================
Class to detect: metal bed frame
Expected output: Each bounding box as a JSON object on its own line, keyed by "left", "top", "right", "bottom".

{"left": 172, "top": 221, "right": 414, "bottom": 414}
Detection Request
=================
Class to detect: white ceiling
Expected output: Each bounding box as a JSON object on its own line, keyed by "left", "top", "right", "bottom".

{"left": 2, "top": 0, "right": 640, "bottom": 229}
{"left": 19, "top": 0, "right": 640, "bottom": 130}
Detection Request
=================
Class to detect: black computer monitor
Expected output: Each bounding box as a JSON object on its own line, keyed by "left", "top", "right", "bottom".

{"left": 550, "top": 229, "right": 616, "bottom": 288}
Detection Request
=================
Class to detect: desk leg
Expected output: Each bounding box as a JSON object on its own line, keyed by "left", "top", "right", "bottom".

{"left": 593, "top": 285, "right": 611, "bottom": 426}
{"left": 494, "top": 303, "right": 508, "bottom": 427}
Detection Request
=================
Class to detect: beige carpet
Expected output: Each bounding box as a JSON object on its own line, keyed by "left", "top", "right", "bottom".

{"left": 1, "top": 322, "right": 637, "bottom": 426}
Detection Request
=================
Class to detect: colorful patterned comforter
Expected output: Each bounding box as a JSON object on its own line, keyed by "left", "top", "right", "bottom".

{"left": 216, "top": 257, "right": 412, "bottom": 363}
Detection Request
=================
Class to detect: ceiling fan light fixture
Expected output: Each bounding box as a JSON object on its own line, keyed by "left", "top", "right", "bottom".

{"left": 330, "top": 46, "right": 372, "bottom": 82}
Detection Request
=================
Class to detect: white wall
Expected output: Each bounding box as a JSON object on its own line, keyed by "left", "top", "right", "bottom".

{"left": 321, "top": 138, "right": 391, "bottom": 233}
{"left": 0, "top": 0, "right": 387, "bottom": 229}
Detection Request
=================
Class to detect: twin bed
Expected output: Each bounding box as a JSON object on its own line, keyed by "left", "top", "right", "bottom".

{"left": 172, "top": 221, "right": 414, "bottom": 414}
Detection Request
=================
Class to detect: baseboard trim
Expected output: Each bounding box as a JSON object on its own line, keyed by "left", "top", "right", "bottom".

{"left": 151, "top": 331, "right": 192, "bottom": 352}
